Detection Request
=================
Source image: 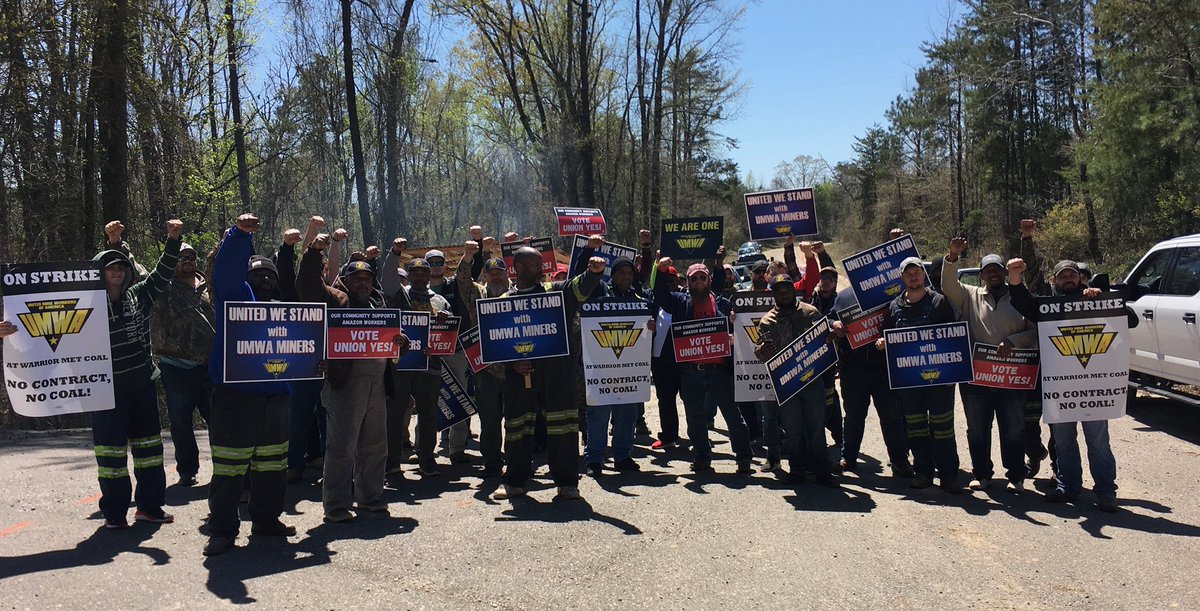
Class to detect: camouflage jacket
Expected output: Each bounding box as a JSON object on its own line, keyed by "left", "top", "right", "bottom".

{"left": 150, "top": 272, "right": 216, "bottom": 364}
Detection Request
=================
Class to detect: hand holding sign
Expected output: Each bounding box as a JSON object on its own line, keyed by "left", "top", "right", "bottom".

{"left": 0, "top": 321, "right": 16, "bottom": 337}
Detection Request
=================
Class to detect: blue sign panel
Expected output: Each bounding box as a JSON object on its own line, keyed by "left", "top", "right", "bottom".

{"left": 568, "top": 235, "right": 639, "bottom": 282}
{"left": 394, "top": 311, "right": 430, "bottom": 371}
{"left": 884, "top": 321, "right": 973, "bottom": 389}
{"left": 223, "top": 302, "right": 326, "bottom": 383}
{"left": 744, "top": 188, "right": 818, "bottom": 240}
{"left": 476, "top": 291, "right": 570, "bottom": 363}
{"left": 765, "top": 317, "right": 838, "bottom": 405}
{"left": 841, "top": 234, "right": 924, "bottom": 312}
{"left": 435, "top": 368, "right": 478, "bottom": 431}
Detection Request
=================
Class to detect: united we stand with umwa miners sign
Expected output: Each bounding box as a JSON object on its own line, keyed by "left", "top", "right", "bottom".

{"left": 1036, "top": 293, "right": 1130, "bottom": 424}
{"left": 476, "top": 291, "right": 569, "bottom": 363}
{"left": 884, "top": 321, "right": 973, "bottom": 389}
{"left": 841, "top": 234, "right": 924, "bottom": 312}
{"left": 2, "top": 261, "right": 115, "bottom": 417}
{"left": 731, "top": 291, "right": 775, "bottom": 402}
{"left": 580, "top": 297, "right": 652, "bottom": 406}
{"left": 766, "top": 317, "right": 838, "bottom": 405}
{"left": 224, "top": 302, "right": 326, "bottom": 382}
{"left": 744, "top": 188, "right": 818, "bottom": 241}
{"left": 436, "top": 368, "right": 478, "bottom": 431}
{"left": 568, "top": 235, "right": 638, "bottom": 283}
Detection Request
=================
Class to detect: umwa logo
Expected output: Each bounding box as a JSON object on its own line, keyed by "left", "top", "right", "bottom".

{"left": 743, "top": 317, "right": 764, "bottom": 345}
{"left": 514, "top": 341, "right": 536, "bottom": 356}
{"left": 1050, "top": 323, "right": 1115, "bottom": 368}
{"left": 591, "top": 322, "right": 642, "bottom": 359}
{"left": 773, "top": 225, "right": 793, "bottom": 236}
{"left": 674, "top": 235, "right": 706, "bottom": 250}
{"left": 17, "top": 299, "right": 93, "bottom": 351}
{"left": 920, "top": 369, "right": 941, "bottom": 383}
{"left": 264, "top": 359, "right": 290, "bottom": 377}
{"left": 885, "top": 284, "right": 902, "bottom": 296}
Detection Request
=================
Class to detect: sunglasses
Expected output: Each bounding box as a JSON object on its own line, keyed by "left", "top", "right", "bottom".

{"left": 427, "top": 260, "right": 446, "bottom": 267}
{"left": 178, "top": 255, "right": 197, "bottom": 262}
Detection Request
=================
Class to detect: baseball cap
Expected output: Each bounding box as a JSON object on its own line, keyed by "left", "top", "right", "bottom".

{"left": 1077, "top": 262, "right": 1092, "bottom": 278}
{"left": 179, "top": 242, "right": 197, "bottom": 255}
{"left": 483, "top": 257, "right": 506, "bottom": 272}
{"left": 555, "top": 263, "right": 569, "bottom": 275}
{"left": 424, "top": 249, "right": 445, "bottom": 261}
{"left": 397, "top": 267, "right": 409, "bottom": 279}
{"left": 980, "top": 254, "right": 1005, "bottom": 271}
{"left": 341, "top": 260, "right": 374, "bottom": 278}
{"left": 668, "top": 266, "right": 678, "bottom": 276}
{"left": 899, "top": 256, "right": 924, "bottom": 271}
{"left": 769, "top": 273, "right": 794, "bottom": 289}
{"left": 406, "top": 258, "right": 431, "bottom": 271}
{"left": 751, "top": 260, "right": 769, "bottom": 273}
{"left": 1052, "top": 260, "right": 1080, "bottom": 277}
{"left": 686, "top": 263, "right": 709, "bottom": 278}
{"left": 819, "top": 266, "right": 838, "bottom": 277}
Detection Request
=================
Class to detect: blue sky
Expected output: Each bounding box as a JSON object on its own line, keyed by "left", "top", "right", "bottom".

{"left": 723, "top": 1, "right": 958, "bottom": 183}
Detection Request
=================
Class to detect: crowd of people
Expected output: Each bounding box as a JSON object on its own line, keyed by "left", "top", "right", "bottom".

{"left": 0, "top": 214, "right": 1127, "bottom": 558}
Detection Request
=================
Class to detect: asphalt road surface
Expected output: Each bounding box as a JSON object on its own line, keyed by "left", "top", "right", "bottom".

{"left": 1, "top": 386, "right": 1198, "bottom": 609}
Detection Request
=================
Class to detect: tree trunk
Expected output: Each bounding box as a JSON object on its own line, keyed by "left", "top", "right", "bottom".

{"left": 342, "top": 0, "right": 375, "bottom": 246}
{"left": 96, "top": 0, "right": 131, "bottom": 227}
{"left": 226, "top": 0, "right": 252, "bottom": 213}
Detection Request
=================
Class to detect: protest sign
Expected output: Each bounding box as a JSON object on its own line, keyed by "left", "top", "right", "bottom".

{"left": 458, "top": 326, "right": 488, "bottom": 373}
{"left": 394, "top": 311, "right": 430, "bottom": 371}
{"left": 765, "top": 317, "right": 838, "bottom": 405}
{"left": 568, "top": 235, "right": 639, "bottom": 283}
{"left": 429, "top": 316, "right": 461, "bottom": 356}
{"left": 841, "top": 234, "right": 924, "bottom": 312}
{"left": 435, "top": 368, "right": 478, "bottom": 431}
{"left": 659, "top": 216, "right": 723, "bottom": 259}
{"left": 744, "top": 188, "right": 818, "bottom": 241}
{"left": 554, "top": 207, "right": 607, "bottom": 236}
{"left": 837, "top": 304, "right": 888, "bottom": 350}
{"left": 2, "top": 261, "right": 115, "bottom": 417}
{"left": 501, "top": 238, "right": 556, "bottom": 279}
{"left": 731, "top": 291, "right": 775, "bottom": 401}
{"left": 580, "top": 298, "right": 653, "bottom": 406}
{"left": 1036, "top": 294, "right": 1130, "bottom": 424}
{"left": 884, "top": 321, "right": 972, "bottom": 389}
{"left": 327, "top": 309, "right": 401, "bottom": 359}
{"left": 971, "top": 343, "right": 1039, "bottom": 390}
{"left": 224, "top": 302, "right": 325, "bottom": 383}
{"left": 476, "top": 291, "right": 570, "bottom": 363}
{"left": 671, "top": 317, "right": 730, "bottom": 363}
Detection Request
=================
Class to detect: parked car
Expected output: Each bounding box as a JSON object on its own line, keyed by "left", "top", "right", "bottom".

{"left": 1122, "top": 234, "right": 1200, "bottom": 404}
{"left": 736, "top": 241, "right": 766, "bottom": 266}
{"left": 957, "top": 267, "right": 981, "bottom": 288}
{"left": 731, "top": 264, "right": 752, "bottom": 291}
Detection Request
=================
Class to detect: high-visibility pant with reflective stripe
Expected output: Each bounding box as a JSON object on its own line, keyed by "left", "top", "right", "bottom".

{"left": 90, "top": 382, "right": 166, "bottom": 522}
{"left": 207, "top": 385, "right": 290, "bottom": 538}
{"left": 502, "top": 355, "right": 580, "bottom": 488}
{"left": 897, "top": 385, "right": 959, "bottom": 481}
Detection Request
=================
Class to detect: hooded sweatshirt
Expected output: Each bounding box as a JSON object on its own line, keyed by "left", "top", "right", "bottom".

{"left": 94, "top": 237, "right": 181, "bottom": 390}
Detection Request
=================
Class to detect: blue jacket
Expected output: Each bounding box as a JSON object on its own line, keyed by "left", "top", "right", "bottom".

{"left": 208, "top": 225, "right": 291, "bottom": 396}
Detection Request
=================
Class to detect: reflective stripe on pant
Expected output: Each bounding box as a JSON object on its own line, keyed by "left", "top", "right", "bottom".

{"left": 502, "top": 356, "right": 579, "bottom": 487}
{"left": 207, "top": 386, "right": 290, "bottom": 538}
{"left": 897, "top": 385, "right": 959, "bottom": 481}
{"left": 91, "top": 382, "right": 165, "bottom": 522}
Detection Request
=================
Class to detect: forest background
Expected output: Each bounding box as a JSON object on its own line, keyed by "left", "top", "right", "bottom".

{"left": 2, "top": 0, "right": 1199, "bottom": 426}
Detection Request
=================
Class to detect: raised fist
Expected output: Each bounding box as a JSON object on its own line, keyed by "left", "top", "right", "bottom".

{"left": 639, "top": 229, "right": 651, "bottom": 246}
{"left": 812, "top": 241, "right": 826, "bottom": 254}
{"left": 1020, "top": 219, "right": 1037, "bottom": 239}
{"left": 949, "top": 236, "right": 968, "bottom": 256}
{"left": 236, "top": 214, "right": 260, "bottom": 234}
{"left": 391, "top": 237, "right": 408, "bottom": 255}
{"left": 312, "top": 233, "right": 331, "bottom": 251}
{"left": 283, "top": 229, "right": 302, "bottom": 246}
{"left": 364, "top": 245, "right": 381, "bottom": 260}
{"left": 588, "top": 256, "right": 607, "bottom": 274}
{"left": 504, "top": 232, "right": 520, "bottom": 243}
{"left": 104, "top": 220, "right": 125, "bottom": 244}
{"left": 166, "top": 219, "right": 184, "bottom": 239}
{"left": 588, "top": 234, "right": 604, "bottom": 250}
{"left": 307, "top": 216, "right": 326, "bottom": 231}
{"left": 889, "top": 228, "right": 906, "bottom": 239}
{"left": 716, "top": 244, "right": 727, "bottom": 259}
{"left": 332, "top": 228, "right": 348, "bottom": 242}
{"left": 469, "top": 225, "right": 484, "bottom": 241}
{"left": 463, "top": 240, "right": 480, "bottom": 256}
{"left": 482, "top": 236, "right": 497, "bottom": 252}
{"left": 657, "top": 256, "right": 673, "bottom": 271}
{"left": 799, "top": 241, "right": 813, "bottom": 257}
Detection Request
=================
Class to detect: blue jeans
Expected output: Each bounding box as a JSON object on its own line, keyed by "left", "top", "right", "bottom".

{"left": 159, "top": 362, "right": 212, "bottom": 478}
{"left": 679, "top": 366, "right": 751, "bottom": 464}
{"left": 1050, "top": 420, "right": 1117, "bottom": 499}
{"left": 288, "top": 379, "right": 325, "bottom": 469}
{"left": 779, "top": 383, "right": 830, "bottom": 476}
{"left": 584, "top": 403, "right": 638, "bottom": 464}
{"left": 961, "top": 384, "right": 1027, "bottom": 483}
{"left": 761, "top": 400, "right": 782, "bottom": 463}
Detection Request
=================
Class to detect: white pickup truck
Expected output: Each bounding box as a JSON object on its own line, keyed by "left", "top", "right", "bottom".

{"left": 1123, "top": 234, "right": 1200, "bottom": 404}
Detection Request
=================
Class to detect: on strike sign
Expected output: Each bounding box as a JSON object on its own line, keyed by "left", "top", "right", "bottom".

{"left": 671, "top": 317, "right": 730, "bottom": 363}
